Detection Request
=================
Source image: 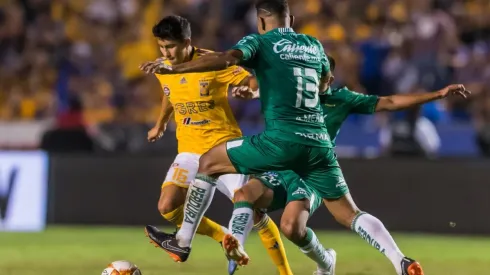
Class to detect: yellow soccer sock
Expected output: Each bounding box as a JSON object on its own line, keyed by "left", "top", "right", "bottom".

{"left": 256, "top": 215, "right": 293, "bottom": 275}
{"left": 162, "top": 205, "right": 225, "bottom": 243}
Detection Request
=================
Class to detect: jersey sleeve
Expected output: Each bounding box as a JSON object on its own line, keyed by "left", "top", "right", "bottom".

{"left": 215, "top": 66, "right": 251, "bottom": 85}
{"left": 347, "top": 90, "right": 379, "bottom": 114}
{"left": 314, "top": 39, "right": 330, "bottom": 77}
{"left": 231, "top": 34, "right": 260, "bottom": 62}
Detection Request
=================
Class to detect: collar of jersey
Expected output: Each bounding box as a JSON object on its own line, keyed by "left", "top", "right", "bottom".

{"left": 270, "top": 27, "right": 295, "bottom": 34}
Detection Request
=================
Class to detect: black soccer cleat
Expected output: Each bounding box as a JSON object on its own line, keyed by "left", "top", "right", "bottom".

{"left": 144, "top": 225, "right": 191, "bottom": 262}
{"left": 401, "top": 257, "right": 424, "bottom": 275}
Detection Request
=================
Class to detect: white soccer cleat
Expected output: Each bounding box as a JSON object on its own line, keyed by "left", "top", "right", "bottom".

{"left": 313, "top": 249, "right": 336, "bottom": 275}
{"left": 222, "top": 234, "right": 250, "bottom": 266}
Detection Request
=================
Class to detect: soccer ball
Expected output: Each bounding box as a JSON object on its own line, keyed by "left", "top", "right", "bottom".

{"left": 101, "top": 260, "right": 142, "bottom": 275}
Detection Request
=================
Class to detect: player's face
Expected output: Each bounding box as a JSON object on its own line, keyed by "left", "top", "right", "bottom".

{"left": 157, "top": 39, "right": 189, "bottom": 65}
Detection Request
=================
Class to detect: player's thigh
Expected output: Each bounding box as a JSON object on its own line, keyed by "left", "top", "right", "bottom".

{"left": 323, "top": 193, "right": 361, "bottom": 228}
{"left": 163, "top": 152, "right": 200, "bottom": 188}
{"left": 158, "top": 184, "right": 188, "bottom": 214}
{"left": 300, "top": 147, "right": 350, "bottom": 200}
{"left": 198, "top": 141, "right": 237, "bottom": 177}
{"left": 216, "top": 173, "right": 249, "bottom": 201}
{"left": 226, "top": 134, "right": 302, "bottom": 175}
{"left": 231, "top": 177, "right": 275, "bottom": 209}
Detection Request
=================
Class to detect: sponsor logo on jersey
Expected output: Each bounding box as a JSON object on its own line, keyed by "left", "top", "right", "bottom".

{"left": 273, "top": 39, "right": 319, "bottom": 55}
{"left": 335, "top": 177, "right": 347, "bottom": 188}
{"left": 199, "top": 79, "right": 210, "bottom": 96}
{"left": 182, "top": 117, "right": 211, "bottom": 125}
{"left": 295, "top": 132, "right": 330, "bottom": 141}
{"left": 232, "top": 67, "right": 243, "bottom": 76}
{"left": 324, "top": 104, "right": 336, "bottom": 107}
{"left": 163, "top": 85, "right": 171, "bottom": 96}
{"left": 174, "top": 100, "right": 215, "bottom": 115}
{"left": 272, "top": 39, "right": 322, "bottom": 61}
{"left": 180, "top": 77, "right": 187, "bottom": 84}
{"left": 296, "top": 114, "right": 324, "bottom": 123}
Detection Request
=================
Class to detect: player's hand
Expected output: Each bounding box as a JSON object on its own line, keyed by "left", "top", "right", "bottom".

{"left": 438, "top": 84, "right": 471, "bottom": 99}
{"left": 148, "top": 125, "right": 165, "bottom": 142}
{"left": 232, "top": 86, "right": 257, "bottom": 100}
{"left": 139, "top": 60, "right": 173, "bottom": 75}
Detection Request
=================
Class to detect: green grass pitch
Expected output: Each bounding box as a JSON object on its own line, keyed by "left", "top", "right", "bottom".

{"left": 1, "top": 226, "right": 489, "bottom": 275}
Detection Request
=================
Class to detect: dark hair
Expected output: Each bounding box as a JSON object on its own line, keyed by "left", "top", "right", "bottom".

{"left": 255, "top": 0, "right": 289, "bottom": 17}
{"left": 327, "top": 55, "right": 336, "bottom": 72}
{"left": 152, "top": 15, "right": 191, "bottom": 42}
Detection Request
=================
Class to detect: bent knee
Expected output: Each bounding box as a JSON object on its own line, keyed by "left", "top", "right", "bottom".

{"left": 158, "top": 193, "right": 184, "bottom": 216}
{"left": 280, "top": 218, "right": 306, "bottom": 241}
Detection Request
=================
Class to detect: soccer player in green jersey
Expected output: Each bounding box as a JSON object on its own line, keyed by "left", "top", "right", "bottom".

{"left": 139, "top": 0, "right": 342, "bottom": 267}
{"left": 228, "top": 55, "right": 470, "bottom": 275}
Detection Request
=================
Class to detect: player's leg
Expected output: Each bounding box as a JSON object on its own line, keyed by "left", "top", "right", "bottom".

{"left": 224, "top": 177, "right": 274, "bottom": 265}
{"left": 176, "top": 134, "right": 297, "bottom": 253}
{"left": 144, "top": 153, "right": 228, "bottom": 261}
{"left": 324, "top": 194, "right": 424, "bottom": 275}
{"left": 280, "top": 178, "right": 335, "bottom": 275}
{"left": 174, "top": 142, "right": 236, "bottom": 249}
{"left": 155, "top": 183, "right": 227, "bottom": 243}
{"left": 281, "top": 200, "right": 335, "bottom": 274}
{"left": 219, "top": 174, "right": 293, "bottom": 275}
{"left": 303, "top": 148, "right": 423, "bottom": 275}
{"left": 252, "top": 211, "right": 293, "bottom": 275}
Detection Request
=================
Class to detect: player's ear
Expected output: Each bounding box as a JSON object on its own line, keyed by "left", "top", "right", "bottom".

{"left": 183, "top": 38, "right": 191, "bottom": 48}
{"left": 289, "top": 15, "right": 295, "bottom": 27}
{"left": 260, "top": 17, "right": 266, "bottom": 31}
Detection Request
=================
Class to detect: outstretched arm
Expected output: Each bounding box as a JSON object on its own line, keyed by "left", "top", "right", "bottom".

{"left": 375, "top": 84, "right": 470, "bottom": 112}
{"left": 140, "top": 50, "right": 245, "bottom": 75}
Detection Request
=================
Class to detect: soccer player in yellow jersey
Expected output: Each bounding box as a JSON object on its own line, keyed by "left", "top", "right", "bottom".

{"left": 143, "top": 15, "right": 293, "bottom": 275}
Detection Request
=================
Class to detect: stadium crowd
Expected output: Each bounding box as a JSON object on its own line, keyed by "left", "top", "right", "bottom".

{"left": 1, "top": 0, "right": 490, "bottom": 153}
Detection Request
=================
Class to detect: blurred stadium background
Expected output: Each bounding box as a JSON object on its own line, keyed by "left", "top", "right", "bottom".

{"left": 1, "top": 0, "right": 490, "bottom": 274}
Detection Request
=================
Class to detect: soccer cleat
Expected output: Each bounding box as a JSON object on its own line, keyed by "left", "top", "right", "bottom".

{"left": 401, "top": 257, "right": 424, "bottom": 275}
{"left": 222, "top": 234, "right": 250, "bottom": 266}
{"left": 144, "top": 225, "right": 191, "bottom": 262}
{"left": 220, "top": 241, "right": 239, "bottom": 275}
{"left": 228, "top": 260, "right": 238, "bottom": 275}
{"left": 313, "top": 249, "right": 336, "bottom": 275}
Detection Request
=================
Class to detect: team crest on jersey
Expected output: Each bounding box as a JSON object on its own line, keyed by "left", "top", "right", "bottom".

{"left": 199, "top": 79, "right": 210, "bottom": 96}
{"left": 232, "top": 67, "right": 243, "bottom": 76}
{"left": 163, "top": 85, "right": 171, "bottom": 96}
{"left": 180, "top": 77, "right": 187, "bottom": 84}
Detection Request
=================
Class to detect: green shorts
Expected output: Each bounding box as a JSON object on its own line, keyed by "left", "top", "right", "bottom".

{"left": 226, "top": 132, "right": 349, "bottom": 199}
{"left": 254, "top": 171, "right": 323, "bottom": 216}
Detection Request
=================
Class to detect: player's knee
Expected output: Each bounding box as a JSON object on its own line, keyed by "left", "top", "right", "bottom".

{"left": 197, "top": 153, "right": 215, "bottom": 175}
{"left": 158, "top": 197, "right": 178, "bottom": 216}
{"left": 233, "top": 188, "right": 253, "bottom": 204}
{"left": 280, "top": 218, "right": 306, "bottom": 242}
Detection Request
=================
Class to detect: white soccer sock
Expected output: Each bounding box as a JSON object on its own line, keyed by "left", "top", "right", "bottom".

{"left": 176, "top": 174, "right": 216, "bottom": 248}
{"left": 351, "top": 212, "right": 405, "bottom": 275}
{"left": 299, "top": 228, "right": 332, "bottom": 270}
{"left": 229, "top": 202, "right": 254, "bottom": 245}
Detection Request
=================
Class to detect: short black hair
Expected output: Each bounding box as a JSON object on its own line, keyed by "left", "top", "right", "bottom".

{"left": 327, "top": 55, "right": 336, "bottom": 72}
{"left": 152, "top": 15, "right": 191, "bottom": 42}
{"left": 255, "top": 0, "right": 290, "bottom": 17}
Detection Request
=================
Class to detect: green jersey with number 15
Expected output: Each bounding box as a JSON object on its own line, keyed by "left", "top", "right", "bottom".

{"left": 232, "top": 28, "right": 332, "bottom": 148}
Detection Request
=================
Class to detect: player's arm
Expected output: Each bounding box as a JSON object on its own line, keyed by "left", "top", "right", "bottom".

{"left": 140, "top": 35, "right": 259, "bottom": 75}
{"left": 375, "top": 84, "right": 470, "bottom": 112}
{"left": 148, "top": 94, "right": 173, "bottom": 142}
